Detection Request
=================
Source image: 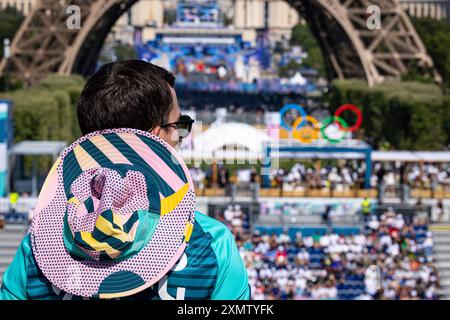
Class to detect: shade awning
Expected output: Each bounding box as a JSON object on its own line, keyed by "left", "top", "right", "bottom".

{"left": 372, "top": 151, "right": 417, "bottom": 162}
{"left": 373, "top": 151, "right": 450, "bottom": 163}
{"left": 415, "top": 152, "right": 450, "bottom": 163}
{"left": 194, "top": 122, "right": 270, "bottom": 154}
{"left": 10, "top": 141, "right": 67, "bottom": 157}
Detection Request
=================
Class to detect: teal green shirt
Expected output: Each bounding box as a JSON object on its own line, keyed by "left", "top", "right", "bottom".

{"left": 0, "top": 212, "right": 250, "bottom": 300}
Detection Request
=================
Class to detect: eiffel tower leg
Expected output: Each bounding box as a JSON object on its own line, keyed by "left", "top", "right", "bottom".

{"left": 0, "top": 0, "right": 439, "bottom": 86}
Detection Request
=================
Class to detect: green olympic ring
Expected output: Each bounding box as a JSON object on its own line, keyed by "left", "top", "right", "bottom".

{"left": 320, "top": 116, "right": 349, "bottom": 144}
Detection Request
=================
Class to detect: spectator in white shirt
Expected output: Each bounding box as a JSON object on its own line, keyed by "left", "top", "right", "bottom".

{"left": 320, "top": 234, "right": 331, "bottom": 247}
{"left": 279, "top": 232, "right": 291, "bottom": 244}
{"left": 423, "top": 232, "right": 434, "bottom": 258}
{"left": 223, "top": 205, "right": 234, "bottom": 222}
{"left": 303, "top": 236, "right": 314, "bottom": 248}
{"left": 394, "top": 214, "right": 405, "bottom": 230}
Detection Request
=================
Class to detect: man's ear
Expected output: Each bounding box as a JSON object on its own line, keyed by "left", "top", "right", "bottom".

{"left": 150, "top": 126, "right": 161, "bottom": 137}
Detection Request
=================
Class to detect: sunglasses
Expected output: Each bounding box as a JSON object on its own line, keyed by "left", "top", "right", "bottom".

{"left": 160, "top": 114, "right": 195, "bottom": 140}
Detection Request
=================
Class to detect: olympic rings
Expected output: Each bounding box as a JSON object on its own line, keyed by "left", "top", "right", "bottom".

{"left": 279, "top": 103, "right": 363, "bottom": 144}
{"left": 280, "top": 104, "right": 307, "bottom": 132}
{"left": 334, "top": 104, "right": 363, "bottom": 132}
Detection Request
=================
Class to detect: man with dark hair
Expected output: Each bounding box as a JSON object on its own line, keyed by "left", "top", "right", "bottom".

{"left": 1, "top": 60, "right": 250, "bottom": 300}
{"left": 77, "top": 60, "right": 182, "bottom": 148}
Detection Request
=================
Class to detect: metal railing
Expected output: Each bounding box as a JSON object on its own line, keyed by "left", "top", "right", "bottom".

{"left": 195, "top": 183, "right": 450, "bottom": 199}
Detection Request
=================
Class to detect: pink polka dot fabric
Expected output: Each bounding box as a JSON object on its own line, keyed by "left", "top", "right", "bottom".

{"left": 67, "top": 168, "right": 150, "bottom": 236}
{"left": 30, "top": 128, "right": 196, "bottom": 299}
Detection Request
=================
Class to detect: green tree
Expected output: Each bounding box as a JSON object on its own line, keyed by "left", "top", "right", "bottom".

{"left": 412, "top": 18, "right": 450, "bottom": 92}
{"left": 0, "top": 74, "right": 85, "bottom": 174}
{"left": 0, "top": 6, "right": 24, "bottom": 59}
{"left": 290, "top": 22, "right": 325, "bottom": 77}
{"left": 163, "top": 9, "right": 177, "bottom": 26}
{"left": 0, "top": 74, "right": 85, "bottom": 143}
{"left": 278, "top": 60, "right": 302, "bottom": 78}
{"left": 99, "top": 42, "right": 138, "bottom": 65}
{"left": 223, "top": 14, "right": 233, "bottom": 27}
{"left": 290, "top": 23, "right": 317, "bottom": 51}
{"left": 401, "top": 60, "right": 435, "bottom": 84}
{"left": 302, "top": 46, "right": 325, "bottom": 77}
{"left": 114, "top": 44, "right": 137, "bottom": 61}
{"left": 329, "top": 80, "right": 448, "bottom": 150}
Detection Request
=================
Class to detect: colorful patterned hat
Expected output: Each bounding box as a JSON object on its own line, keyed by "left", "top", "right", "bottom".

{"left": 30, "top": 128, "right": 195, "bottom": 299}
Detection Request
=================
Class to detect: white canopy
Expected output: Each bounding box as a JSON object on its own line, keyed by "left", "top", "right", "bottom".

{"left": 373, "top": 151, "right": 450, "bottom": 163}
{"left": 11, "top": 141, "right": 67, "bottom": 157}
{"left": 289, "top": 72, "right": 307, "bottom": 86}
{"left": 193, "top": 122, "right": 270, "bottom": 155}
{"left": 372, "top": 151, "right": 417, "bottom": 162}
{"left": 414, "top": 152, "right": 450, "bottom": 163}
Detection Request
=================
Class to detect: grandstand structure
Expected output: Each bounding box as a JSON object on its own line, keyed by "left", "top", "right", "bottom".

{"left": 263, "top": 140, "right": 373, "bottom": 189}
{"left": 201, "top": 196, "right": 450, "bottom": 299}
{"left": 2, "top": 194, "right": 450, "bottom": 298}
{"left": 0, "top": 0, "right": 438, "bottom": 86}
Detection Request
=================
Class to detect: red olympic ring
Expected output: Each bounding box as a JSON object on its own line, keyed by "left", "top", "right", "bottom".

{"left": 334, "top": 104, "right": 363, "bottom": 133}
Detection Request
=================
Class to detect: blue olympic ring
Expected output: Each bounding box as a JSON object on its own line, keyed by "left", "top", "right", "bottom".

{"left": 279, "top": 104, "right": 307, "bottom": 132}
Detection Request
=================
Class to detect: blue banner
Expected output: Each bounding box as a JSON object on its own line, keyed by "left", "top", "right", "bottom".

{"left": 0, "top": 99, "right": 12, "bottom": 197}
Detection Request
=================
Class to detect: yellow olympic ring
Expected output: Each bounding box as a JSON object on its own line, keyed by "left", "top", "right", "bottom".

{"left": 292, "top": 116, "right": 320, "bottom": 143}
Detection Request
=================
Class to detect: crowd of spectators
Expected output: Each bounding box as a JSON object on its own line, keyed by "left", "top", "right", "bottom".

{"left": 216, "top": 204, "right": 250, "bottom": 236}
{"left": 271, "top": 164, "right": 366, "bottom": 192}
{"left": 189, "top": 166, "right": 259, "bottom": 190}
{"left": 271, "top": 162, "right": 450, "bottom": 192}
{"left": 221, "top": 207, "right": 442, "bottom": 300}
{"left": 189, "top": 162, "right": 450, "bottom": 195}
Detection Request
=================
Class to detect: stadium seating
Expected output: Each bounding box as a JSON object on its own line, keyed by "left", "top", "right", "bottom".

{"left": 240, "top": 212, "right": 441, "bottom": 300}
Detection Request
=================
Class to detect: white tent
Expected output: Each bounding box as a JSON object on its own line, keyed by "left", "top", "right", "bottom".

{"left": 193, "top": 122, "right": 270, "bottom": 155}
{"left": 289, "top": 71, "right": 307, "bottom": 86}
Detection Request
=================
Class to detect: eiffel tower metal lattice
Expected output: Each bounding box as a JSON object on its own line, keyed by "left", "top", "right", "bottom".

{"left": 0, "top": 0, "right": 438, "bottom": 86}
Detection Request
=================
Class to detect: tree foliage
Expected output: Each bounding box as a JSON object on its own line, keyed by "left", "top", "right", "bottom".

{"left": 290, "top": 22, "right": 325, "bottom": 77}
{"left": 113, "top": 43, "right": 138, "bottom": 61}
{"left": 0, "top": 75, "right": 84, "bottom": 175}
{"left": 0, "top": 75, "right": 85, "bottom": 143}
{"left": 329, "top": 80, "right": 449, "bottom": 150}
{"left": 0, "top": 6, "right": 24, "bottom": 59}
{"left": 412, "top": 18, "right": 450, "bottom": 92}
{"left": 278, "top": 60, "right": 302, "bottom": 78}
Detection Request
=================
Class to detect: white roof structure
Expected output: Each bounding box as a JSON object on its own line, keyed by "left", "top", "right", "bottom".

{"left": 184, "top": 131, "right": 450, "bottom": 163}
{"left": 191, "top": 122, "right": 270, "bottom": 157}
{"left": 414, "top": 152, "right": 450, "bottom": 163}
{"left": 373, "top": 151, "right": 450, "bottom": 163}
{"left": 11, "top": 141, "right": 67, "bottom": 157}
{"left": 372, "top": 151, "right": 417, "bottom": 162}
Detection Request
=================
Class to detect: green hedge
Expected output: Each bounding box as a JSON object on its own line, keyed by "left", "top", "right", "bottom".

{"left": 329, "top": 80, "right": 449, "bottom": 150}
{"left": 0, "top": 74, "right": 85, "bottom": 175}
{"left": 0, "top": 74, "right": 85, "bottom": 143}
